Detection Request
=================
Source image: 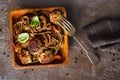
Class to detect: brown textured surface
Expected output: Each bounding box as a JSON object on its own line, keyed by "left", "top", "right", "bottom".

{"left": 0, "top": 0, "right": 120, "bottom": 80}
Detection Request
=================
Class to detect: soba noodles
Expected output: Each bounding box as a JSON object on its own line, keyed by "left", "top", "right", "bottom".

{"left": 13, "top": 10, "right": 65, "bottom": 64}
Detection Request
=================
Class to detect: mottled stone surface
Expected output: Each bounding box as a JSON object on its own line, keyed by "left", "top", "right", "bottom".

{"left": 0, "top": 0, "right": 120, "bottom": 80}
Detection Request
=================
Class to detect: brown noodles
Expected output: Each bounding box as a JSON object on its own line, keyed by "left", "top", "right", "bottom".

{"left": 13, "top": 10, "right": 65, "bottom": 64}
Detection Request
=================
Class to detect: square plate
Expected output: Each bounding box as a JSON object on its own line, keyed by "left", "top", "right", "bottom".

{"left": 9, "top": 7, "right": 69, "bottom": 69}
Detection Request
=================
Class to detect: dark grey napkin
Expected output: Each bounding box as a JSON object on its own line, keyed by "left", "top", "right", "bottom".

{"left": 100, "top": 42, "right": 120, "bottom": 53}
{"left": 83, "top": 18, "right": 120, "bottom": 53}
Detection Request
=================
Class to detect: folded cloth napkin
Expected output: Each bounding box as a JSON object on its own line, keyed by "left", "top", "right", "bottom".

{"left": 100, "top": 42, "right": 120, "bottom": 53}
{"left": 83, "top": 18, "right": 120, "bottom": 53}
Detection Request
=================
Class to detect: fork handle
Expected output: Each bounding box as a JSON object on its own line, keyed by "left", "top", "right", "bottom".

{"left": 73, "top": 36, "right": 99, "bottom": 65}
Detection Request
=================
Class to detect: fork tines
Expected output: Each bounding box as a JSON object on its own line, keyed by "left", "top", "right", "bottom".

{"left": 58, "top": 17, "right": 72, "bottom": 32}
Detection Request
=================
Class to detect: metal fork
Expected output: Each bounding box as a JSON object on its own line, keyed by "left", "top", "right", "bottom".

{"left": 57, "top": 17, "right": 99, "bottom": 65}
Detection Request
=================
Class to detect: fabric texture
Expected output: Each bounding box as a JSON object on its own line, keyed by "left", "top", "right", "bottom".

{"left": 83, "top": 18, "right": 120, "bottom": 53}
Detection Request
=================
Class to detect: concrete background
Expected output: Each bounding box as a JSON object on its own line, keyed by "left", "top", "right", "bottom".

{"left": 0, "top": 0, "right": 120, "bottom": 80}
